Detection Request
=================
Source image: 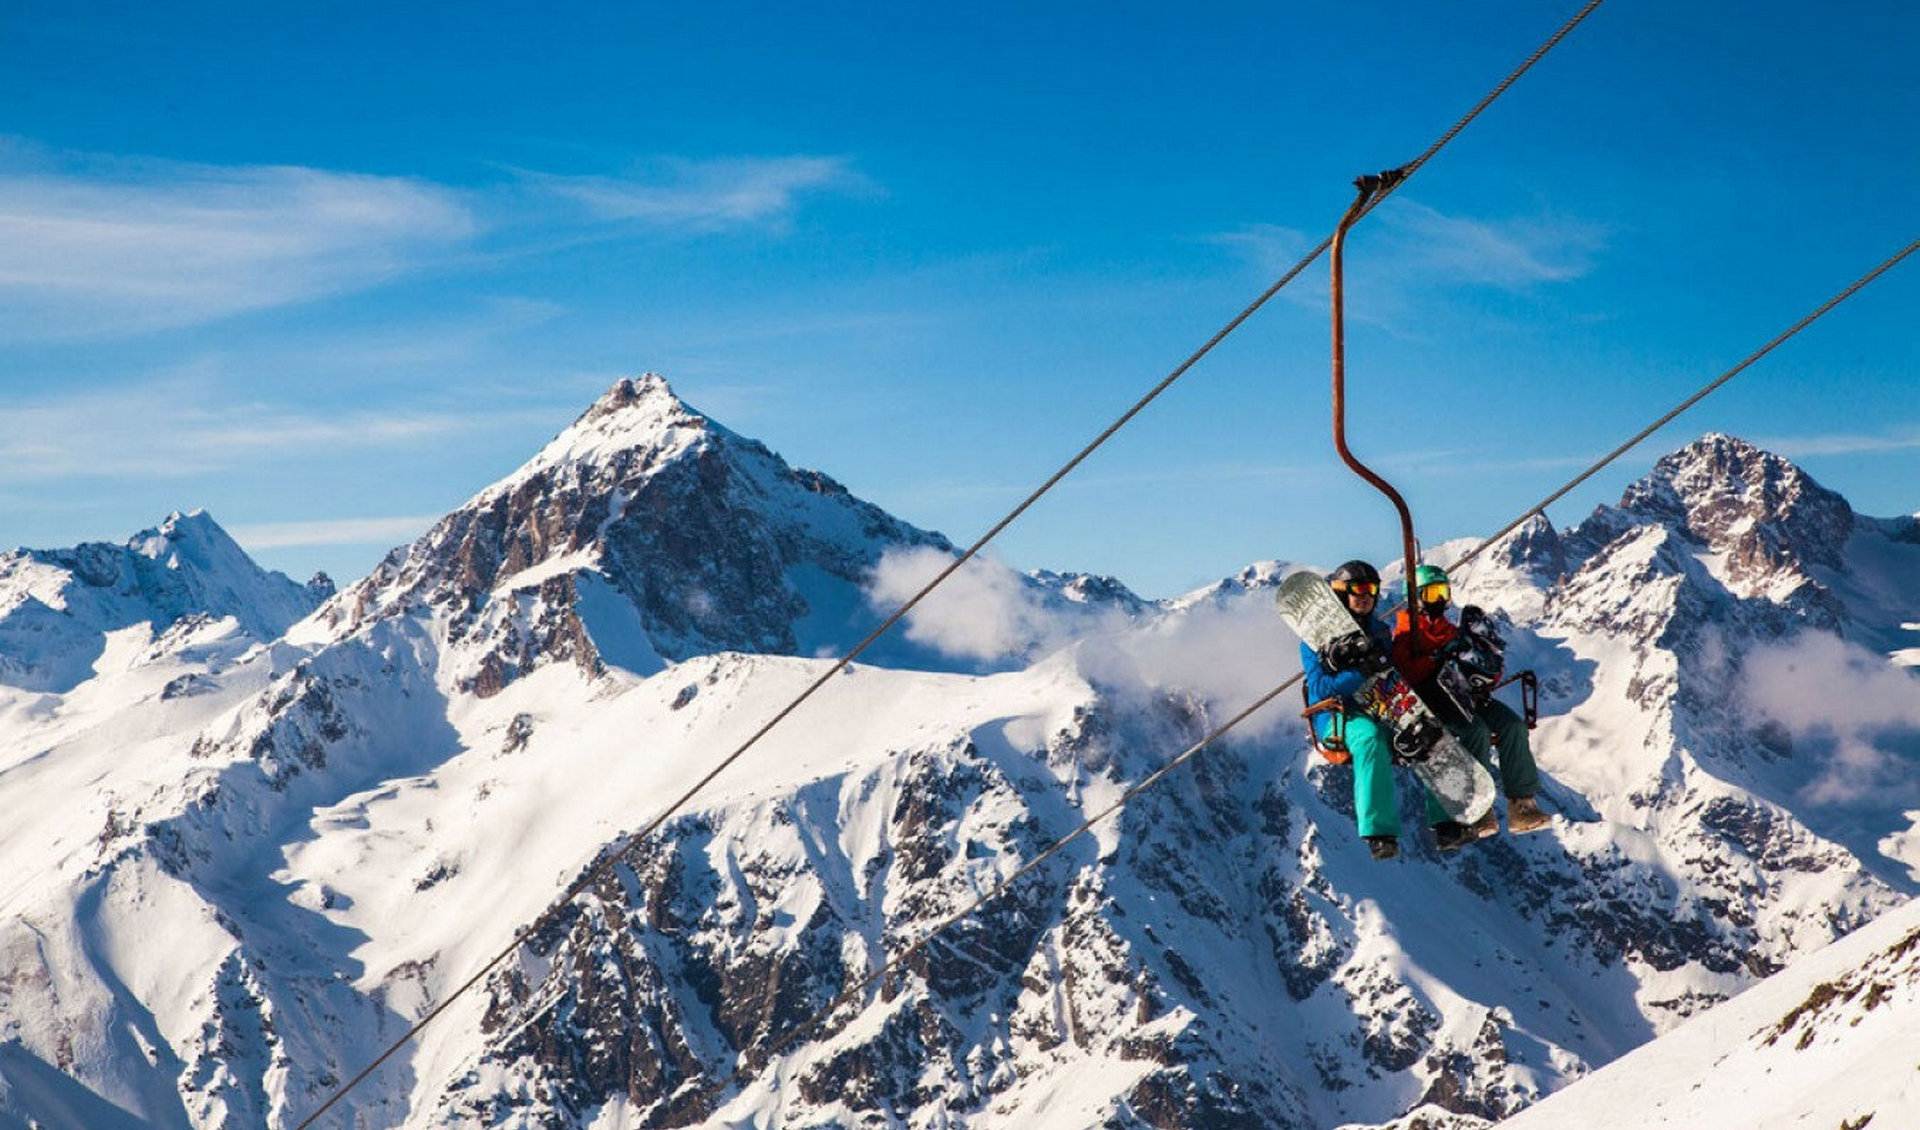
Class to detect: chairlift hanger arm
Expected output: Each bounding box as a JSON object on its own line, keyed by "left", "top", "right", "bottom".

{"left": 1330, "top": 168, "right": 1422, "bottom": 609}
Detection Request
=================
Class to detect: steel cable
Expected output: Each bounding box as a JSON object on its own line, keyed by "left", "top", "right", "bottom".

{"left": 290, "top": 4, "right": 1607, "bottom": 1124}
{"left": 1448, "top": 237, "right": 1920, "bottom": 575}
{"left": 701, "top": 237, "right": 1916, "bottom": 1118}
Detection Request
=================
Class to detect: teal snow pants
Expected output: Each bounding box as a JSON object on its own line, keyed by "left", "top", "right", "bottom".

{"left": 1346, "top": 714, "right": 1414, "bottom": 838}
{"left": 1349, "top": 700, "right": 1538, "bottom": 835}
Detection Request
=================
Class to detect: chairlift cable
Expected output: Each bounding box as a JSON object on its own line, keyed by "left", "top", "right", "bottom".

{"left": 289, "top": 4, "right": 1608, "bottom": 1123}
{"left": 707, "top": 238, "right": 1916, "bottom": 1111}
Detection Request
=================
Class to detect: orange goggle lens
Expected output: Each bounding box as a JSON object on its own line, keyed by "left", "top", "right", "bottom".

{"left": 1336, "top": 581, "right": 1380, "bottom": 597}
{"left": 1419, "top": 582, "right": 1451, "bottom": 604}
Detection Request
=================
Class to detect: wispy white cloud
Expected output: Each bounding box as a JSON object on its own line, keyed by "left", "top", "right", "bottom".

{"left": 525, "top": 155, "right": 870, "bottom": 233}
{"left": 228, "top": 514, "right": 439, "bottom": 550}
{"left": 1208, "top": 200, "right": 1608, "bottom": 332}
{"left": 1203, "top": 223, "right": 1316, "bottom": 279}
{"left": 866, "top": 546, "right": 1299, "bottom": 735}
{"left": 1752, "top": 430, "right": 1920, "bottom": 458}
{"left": 0, "top": 151, "right": 477, "bottom": 339}
{"left": 0, "top": 378, "right": 546, "bottom": 481}
{"left": 867, "top": 547, "right": 1063, "bottom": 662}
{"left": 1385, "top": 200, "right": 1606, "bottom": 288}
{"left": 0, "top": 144, "right": 875, "bottom": 341}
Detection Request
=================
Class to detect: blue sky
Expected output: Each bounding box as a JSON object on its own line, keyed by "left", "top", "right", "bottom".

{"left": 1, "top": 0, "right": 1914, "bottom": 597}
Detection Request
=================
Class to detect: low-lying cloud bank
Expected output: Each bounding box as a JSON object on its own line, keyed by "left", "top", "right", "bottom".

{"left": 867, "top": 546, "right": 1301, "bottom": 737}
{"left": 1741, "top": 630, "right": 1920, "bottom": 807}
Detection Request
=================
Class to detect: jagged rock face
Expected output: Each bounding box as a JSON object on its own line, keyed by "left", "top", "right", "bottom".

{"left": 2, "top": 409, "right": 1914, "bottom": 1130}
{"left": 1485, "top": 514, "right": 1566, "bottom": 584}
{"left": 305, "top": 571, "right": 337, "bottom": 602}
{"left": 435, "top": 704, "right": 1356, "bottom": 1130}
{"left": 1548, "top": 435, "right": 1893, "bottom": 760}
{"left": 1517, "top": 439, "right": 1902, "bottom": 977}
{"left": 426, "top": 666, "right": 1862, "bottom": 1130}
{"left": 214, "top": 434, "right": 1920, "bottom": 1127}
{"left": 1618, "top": 434, "right": 1853, "bottom": 570}
{"left": 451, "top": 573, "right": 607, "bottom": 697}
{"left": 1573, "top": 434, "right": 1854, "bottom": 629}
{"left": 329, "top": 375, "right": 956, "bottom": 692}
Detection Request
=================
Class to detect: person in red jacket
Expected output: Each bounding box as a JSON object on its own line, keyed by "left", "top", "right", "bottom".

{"left": 1392, "top": 564, "right": 1549, "bottom": 845}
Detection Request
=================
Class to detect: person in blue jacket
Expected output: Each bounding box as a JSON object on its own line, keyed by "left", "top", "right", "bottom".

{"left": 1300, "top": 559, "right": 1435, "bottom": 861}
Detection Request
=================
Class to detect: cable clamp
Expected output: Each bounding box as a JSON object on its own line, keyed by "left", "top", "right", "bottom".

{"left": 1351, "top": 166, "right": 1409, "bottom": 199}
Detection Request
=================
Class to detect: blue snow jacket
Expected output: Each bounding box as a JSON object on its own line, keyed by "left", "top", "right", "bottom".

{"left": 1300, "top": 613, "right": 1393, "bottom": 742}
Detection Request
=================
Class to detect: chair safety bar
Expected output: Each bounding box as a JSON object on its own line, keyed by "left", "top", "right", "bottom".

{"left": 1496, "top": 670, "right": 1540, "bottom": 729}
{"left": 1300, "top": 686, "right": 1353, "bottom": 765}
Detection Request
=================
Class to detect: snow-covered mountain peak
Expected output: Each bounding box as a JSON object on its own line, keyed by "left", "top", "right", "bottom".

{"left": 131, "top": 508, "right": 264, "bottom": 576}
{"left": 305, "top": 570, "right": 337, "bottom": 602}
{"left": 1481, "top": 512, "right": 1566, "bottom": 580}
{"left": 1554, "top": 435, "right": 1865, "bottom": 631}
{"left": 0, "top": 511, "right": 319, "bottom": 692}
{"left": 511, "top": 373, "right": 716, "bottom": 488}
{"left": 1167, "top": 559, "right": 1306, "bottom": 611}
{"left": 327, "top": 373, "right": 971, "bottom": 692}
{"left": 2, "top": 423, "right": 1916, "bottom": 1128}
{"left": 580, "top": 371, "right": 688, "bottom": 428}
{"left": 1618, "top": 433, "right": 1853, "bottom": 570}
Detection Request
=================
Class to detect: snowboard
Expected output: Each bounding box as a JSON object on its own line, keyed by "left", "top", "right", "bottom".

{"left": 1276, "top": 571, "right": 1495, "bottom": 824}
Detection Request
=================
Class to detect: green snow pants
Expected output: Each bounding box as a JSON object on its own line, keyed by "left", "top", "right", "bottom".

{"left": 1422, "top": 697, "right": 1540, "bottom": 824}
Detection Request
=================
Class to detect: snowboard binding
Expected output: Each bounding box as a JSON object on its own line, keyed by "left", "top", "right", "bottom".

{"left": 1451, "top": 605, "right": 1509, "bottom": 706}
{"left": 1435, "top": 605, "right": 1541, "bottom": 729}
{"left": 1356, "top": 671, "right": 1439, "bottom": 764}
{"left": 1388, "top": 712, "right": 1441, "bottom": 763}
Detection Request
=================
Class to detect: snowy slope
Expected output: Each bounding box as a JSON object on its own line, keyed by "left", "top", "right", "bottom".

{"left": 0, "top": 510, "right": 318, "bottom": 693}
{"left": 1496, "top": 895, "right": 1920, "bottom": 1129}
{"left": 0, "top": 383, "right": 1914, "bottom": 1130}
{"left": 414, "top": 431, "right": 1914, "bottom": 1130}
{"left": 311, "top": 375, "right": 1141, "bottom": 693}
{"left": 1459, "top": 436, "right": 1920, "bottom": 892}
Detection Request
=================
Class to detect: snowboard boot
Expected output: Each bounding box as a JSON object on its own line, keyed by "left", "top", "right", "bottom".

{"left": 1470, "top": 810, "right": 1500, "bottom": 840}
{"left": 1508, "top": 795, "right": 1550, "bottom": 834}
{"left": 1432, "top": 821, "right": 1475, "bottom": 852}
{"left": 1365, "top": 835, "right": 1400, "bottom": 861}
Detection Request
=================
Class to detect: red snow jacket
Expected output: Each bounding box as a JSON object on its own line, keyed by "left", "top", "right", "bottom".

{"left": 1391, "top": 608, "right": 1457, "bottom": 686}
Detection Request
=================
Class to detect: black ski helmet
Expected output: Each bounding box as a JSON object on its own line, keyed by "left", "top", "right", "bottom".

{"left": 1327, "top": 559, "right": 1380, "bottom": 593}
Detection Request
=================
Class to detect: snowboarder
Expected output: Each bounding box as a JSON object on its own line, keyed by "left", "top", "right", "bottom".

{"left": 1300, "top": 560, "right": 1449, "bottom": 861}
{"left": 1392, "top": 564, "right": 1550, "bottom": 842}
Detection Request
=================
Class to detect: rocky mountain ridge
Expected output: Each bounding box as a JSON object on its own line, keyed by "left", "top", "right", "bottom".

{"left": 0, "top": 509, "right": 320, "bottom": 693}
{"left": 312, "top": 375, "right": 1141, "bottom": 697}
{"left": 0, "top": 379, "right": 1913, "bottom": 1130}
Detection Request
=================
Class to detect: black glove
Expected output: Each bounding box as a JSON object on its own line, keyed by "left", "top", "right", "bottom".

{"left": 1323, "top": 632, "right": 1383, "bottom": 675}
{"left": 1458, "top": 604, "right": 1504, "bottom": 651}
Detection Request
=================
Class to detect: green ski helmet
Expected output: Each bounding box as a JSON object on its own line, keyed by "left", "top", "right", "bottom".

{"left": 1413, "top": 564, "right": 1451, "bottom": 611}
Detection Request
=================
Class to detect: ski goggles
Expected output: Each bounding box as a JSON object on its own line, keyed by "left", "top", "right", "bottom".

{"left": 1334, "top": 580, "right": 1380, "bottom": 597}
{"left": 1418, "top": 581, "right": 1452, "bottom": 605}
